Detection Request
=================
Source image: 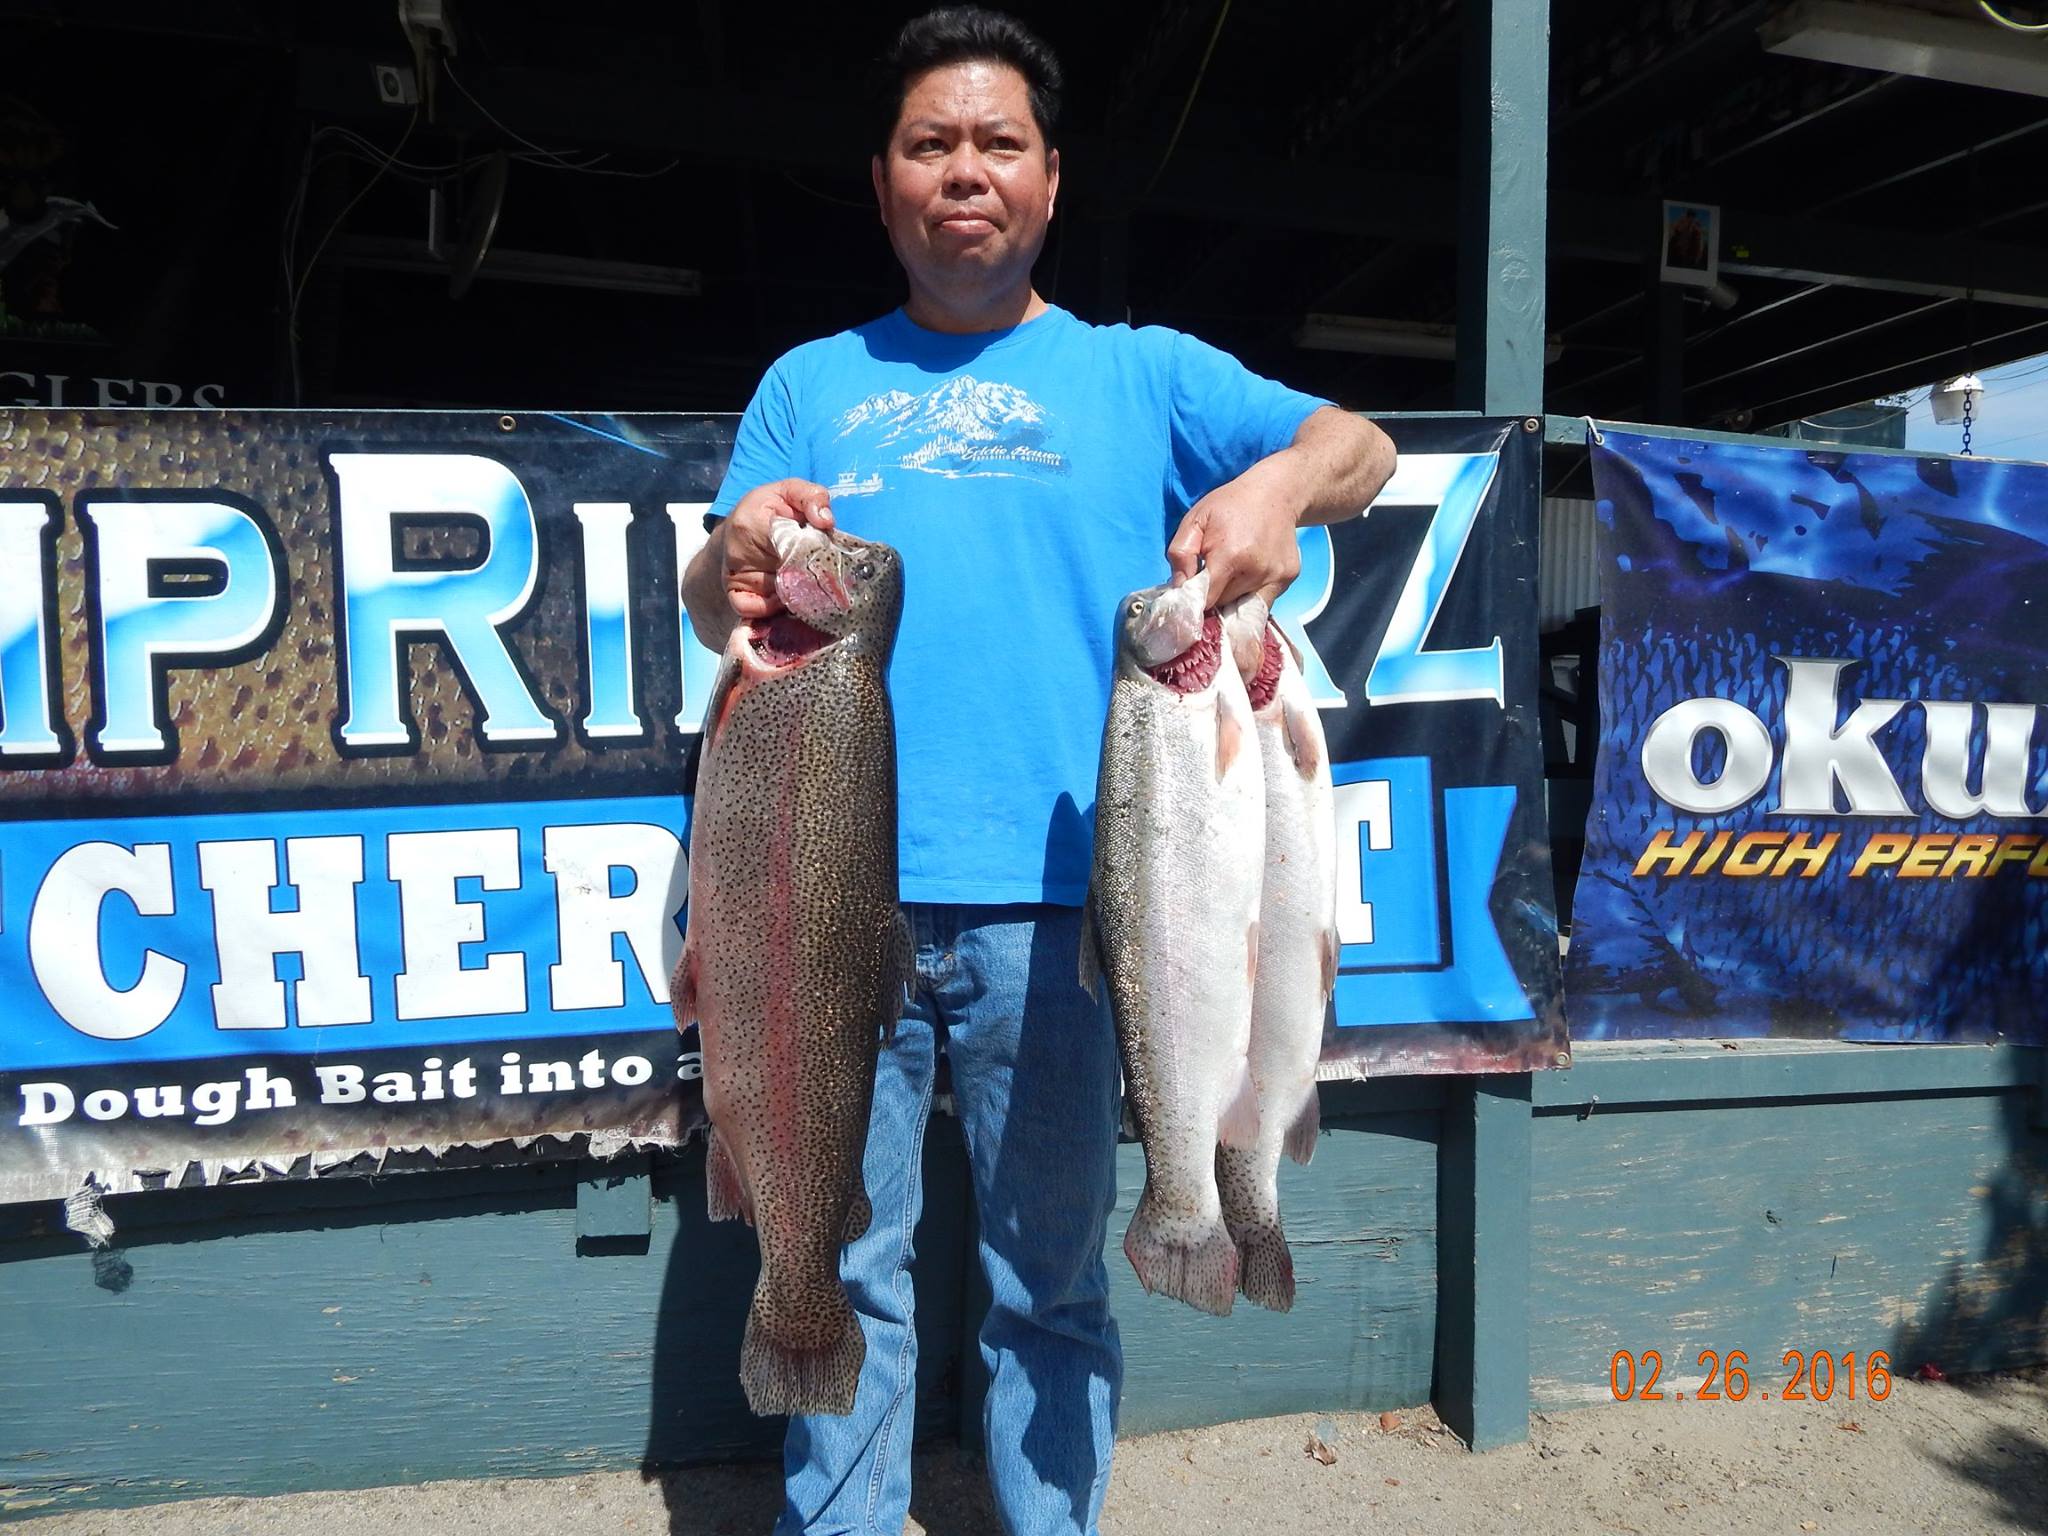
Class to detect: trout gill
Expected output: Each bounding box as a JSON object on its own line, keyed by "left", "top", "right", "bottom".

{"left": 1081, "top": 569, "right": 1266, "bottom": 1316}
{"left": 1217, "top": 598, "right": 1339, "bottom": 1312}
{"left": 673, "top": 518, "right": 910, "bottom": 1416}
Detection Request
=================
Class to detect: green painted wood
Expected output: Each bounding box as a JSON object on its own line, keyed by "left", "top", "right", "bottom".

{"left": 0, "top": 1130, "right": 972, "bottom": 1520}
{"left": 1106, "top": 1104, "right": 1441, "bottom": 1437}
{"left": 1533, "top": 1042, "right": 2040, "bottom": 1110}
{"left": 575, "top": 1156, "right": 652, "bottom": 1246}
{"left": 1529, "top": 1089, "right": 2048, "bottom": 1410}
{"left": 1455, "top": 0, "right": 1550, "bottom": 416}
{"left": 1435, "top": 1075, "right": 1534, "bottom": 1451}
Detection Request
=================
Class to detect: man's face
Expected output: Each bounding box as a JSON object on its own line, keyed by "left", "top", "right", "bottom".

{"left": 871, "top": 60, "right": 1059, "bottom": 308}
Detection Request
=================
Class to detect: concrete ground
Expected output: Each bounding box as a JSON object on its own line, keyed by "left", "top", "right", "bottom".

{"left": 15, "top": 1370, "right": 2048, "bottom": 1535}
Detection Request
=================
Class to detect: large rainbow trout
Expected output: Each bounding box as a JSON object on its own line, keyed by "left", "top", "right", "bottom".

{"left": 1217, "top": 598, "right": 1339, "bottom": 1311}
{"left": 674, "top": 519, "right": 909, "bottom": 1416}
{"left": 1082, "top": 569, "right": 1266, "bottom": 1316}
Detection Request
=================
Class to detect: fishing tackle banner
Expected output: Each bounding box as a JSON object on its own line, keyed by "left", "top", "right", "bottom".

{"left": 1303, "top": 416, "right": 1564, "bottom": 1077}
{"left": 0, "top": 411, "right": 731, "bottom": 1205}
{"left": 0, "top": 409, "right": 1561, "bottom": 1206}
{"left": 1568, "top": 431, "right": 2048, "bottom": 1041}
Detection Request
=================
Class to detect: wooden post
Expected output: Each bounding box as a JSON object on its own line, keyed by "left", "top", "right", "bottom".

{"left": 1436, "top": 1073, "right": 1534, "bottom": 1450}
{"left": 1454, "top": 0, "right": 1551, "bottom": 416}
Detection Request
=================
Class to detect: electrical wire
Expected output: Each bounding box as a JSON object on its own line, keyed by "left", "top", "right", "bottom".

{"left": 1979, "top": 1, "right": 2048, "bottom": 32}
{"left": 1140, "top": 0, "right": 1234, "bottom": 200}
{"left": 782, "top": 171, "right": 873, "bottom": 210}
{"left": 284, "top": 109, "right": 420, "bottom": 403}
{"left": 443, "top": 61, "right": 679, "bottom": 178}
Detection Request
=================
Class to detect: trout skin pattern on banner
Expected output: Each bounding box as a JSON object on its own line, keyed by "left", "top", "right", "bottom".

{"left": 1215, "top": 598, "right": 1339, "bottom": 1312}
{"left": 672, "top": 519, "right": 911, "bottom": 1417}
{"left": 1082, "top": 569, "right": 1266, "bottom": 1316}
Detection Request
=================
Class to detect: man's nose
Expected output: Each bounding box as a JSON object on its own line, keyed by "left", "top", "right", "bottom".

{"left": 941, "top": 145, "right": 990, "bottom": 194}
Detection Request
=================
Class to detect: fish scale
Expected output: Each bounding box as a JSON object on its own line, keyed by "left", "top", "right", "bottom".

{"left": 673, "top": 520, "right": 909, "bottom": 1416}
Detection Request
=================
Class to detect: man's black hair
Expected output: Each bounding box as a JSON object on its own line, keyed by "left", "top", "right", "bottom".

{"left": 872, "top": 7, "right": 1064, "bottom": 157}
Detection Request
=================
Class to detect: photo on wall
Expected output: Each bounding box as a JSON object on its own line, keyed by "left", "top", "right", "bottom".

{"left": 1659, "top": 199, "right": 1720, "bottom": 288}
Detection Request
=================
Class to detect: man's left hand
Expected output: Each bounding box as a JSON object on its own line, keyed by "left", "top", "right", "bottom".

{"left": 1166, "top": 453, "right": 1307, "bottom": 612}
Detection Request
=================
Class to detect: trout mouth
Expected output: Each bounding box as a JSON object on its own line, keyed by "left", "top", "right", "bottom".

{"left": 1147, "top": 612, "right": 1224, "bottom": 695}
{"left": 1245, "top": 625, "right": 1284, "bottom": 711}
{"left": 745, "top": 613, "right": 837, "bottom": 671}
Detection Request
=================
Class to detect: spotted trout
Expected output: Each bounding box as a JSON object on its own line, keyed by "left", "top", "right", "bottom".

{"left": 1081, "top": 568, "right": 1266, "bottom": 1316}
{"left": 673, "top": 518, "right": 909, "bottom": 1417}
{"left": 1216, "top": 598, "right": 1339, "bottom": 1312}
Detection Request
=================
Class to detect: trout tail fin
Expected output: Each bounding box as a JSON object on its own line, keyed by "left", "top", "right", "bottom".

{"left": 1231, "top": 1219, "right": 1297, "bottom": 1313}
{"left": 739, "top": 1292, "right": 866, "bottom": 1418}
{"left": 1123, "top": 1186, "right": 1238, "bottom": 1317}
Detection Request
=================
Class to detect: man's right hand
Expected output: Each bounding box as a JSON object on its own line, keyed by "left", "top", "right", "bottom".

{"left": 720, "top": 479, "right": 835, "bottom": 619}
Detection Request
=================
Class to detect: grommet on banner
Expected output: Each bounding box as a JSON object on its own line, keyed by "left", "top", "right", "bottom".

{"left": 1582, "top": 416, "right": 1607, "bottom": 446}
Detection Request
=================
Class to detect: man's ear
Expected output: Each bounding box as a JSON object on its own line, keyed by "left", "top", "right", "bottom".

{"left": 871, "top": 155, "right": 887, "bottom": 225}
{"left": 1046, "top": 147, "right": 1060, "bottom": 221}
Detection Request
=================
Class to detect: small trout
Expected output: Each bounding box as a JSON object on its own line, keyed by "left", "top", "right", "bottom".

{"left": 1216, "top": 598, "right": 1339, "bottom": 1311}
{"left": 674, "top": 518, "right": 909, "bottom": 1416}
{"left": 1082, "top": 568, "right": 1266, "bottom": 1316}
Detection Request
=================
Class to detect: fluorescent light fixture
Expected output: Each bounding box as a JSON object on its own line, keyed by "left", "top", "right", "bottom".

{"left": 1762, "top": 1, "right": 2048, "bottom": 99}
{"left": 1295, "top": 313, "right": 1563, "bottom": 363}
{"left": 341, "top": 236, "right": 703, "bottom": 296}
{"left": 1930, "top": 372, "right": 1985, "bottom": 424}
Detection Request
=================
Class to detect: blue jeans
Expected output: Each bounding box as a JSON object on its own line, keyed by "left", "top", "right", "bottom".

{"left": 776, "top": 903, "right": 1124, "bottom": 1536}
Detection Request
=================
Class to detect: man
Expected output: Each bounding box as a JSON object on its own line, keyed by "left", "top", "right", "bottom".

{"left": 682, "top": 10, "right": 1394, "bottom": 1534}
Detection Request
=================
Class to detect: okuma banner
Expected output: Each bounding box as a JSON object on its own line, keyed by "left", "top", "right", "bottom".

{"left": 0, "top": 410, "right": 1559, "bottom": 1207}
{"left": 1569, "top": 431, "right": 2048, "bottom": 1041}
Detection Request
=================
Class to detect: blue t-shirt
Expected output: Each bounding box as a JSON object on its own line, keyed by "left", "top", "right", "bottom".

{"left": 708, "top": 303, "right": 1328, "bottom": 906}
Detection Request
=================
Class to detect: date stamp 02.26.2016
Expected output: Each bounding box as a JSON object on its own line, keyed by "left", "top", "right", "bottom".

{"left": 1609, "top": 1349, "right": 1895, "bottom": 1403}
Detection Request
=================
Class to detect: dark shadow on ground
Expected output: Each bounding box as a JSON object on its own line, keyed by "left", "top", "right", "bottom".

{"left": 1891, "top": 1087, "right": 2048, "bottom": 1534}
{"left": 642, "top": 1117, "right": 983, "bottom": 1534}
{"left": 1924, "top": 1373, "right": 2048, "bottom": 1536}
{"left": 637, "top": 1442, "right": 1002, "bottom": 1536}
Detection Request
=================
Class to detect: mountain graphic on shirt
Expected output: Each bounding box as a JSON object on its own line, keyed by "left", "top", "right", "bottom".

{"left": 830, "top": 375, "right": 1067, "bottom": 484}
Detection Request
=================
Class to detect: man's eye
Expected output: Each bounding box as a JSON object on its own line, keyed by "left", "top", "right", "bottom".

{"left": 912, "top": 138, "right": 945, "bottom": 154}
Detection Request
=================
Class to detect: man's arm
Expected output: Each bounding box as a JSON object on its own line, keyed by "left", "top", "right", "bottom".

{"left": 1167, "top": 406, "right": 1397, "bottom": 610}
{"left": 681, "top": 478, "right": 836, "bottom": 654}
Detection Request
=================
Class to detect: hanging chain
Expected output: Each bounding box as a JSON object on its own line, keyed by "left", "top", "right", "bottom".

{"left": 1961, "top": 387, "right": 1975, "bottom": 457}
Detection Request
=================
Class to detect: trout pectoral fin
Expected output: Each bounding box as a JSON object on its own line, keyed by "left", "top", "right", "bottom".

{"left": 671, "top": 945, "right": 699, "bottom": 1031}
{"left": 1216, "top": 699, "right": 1244, "bottom": 782}
{"left": 1078, "top": 894, "right": 1102, "bottom": 1002}
{"left": 1282, "top": 699, "right": 1322, "bottom": 779}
